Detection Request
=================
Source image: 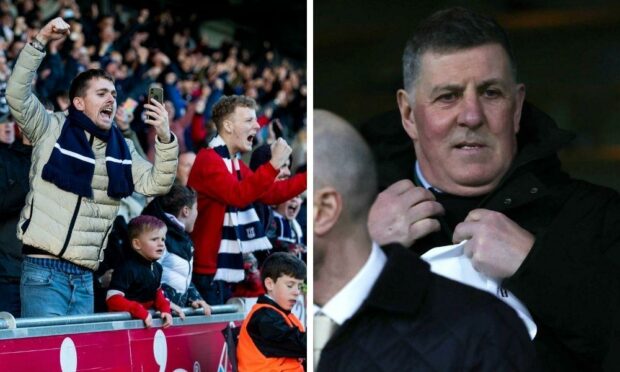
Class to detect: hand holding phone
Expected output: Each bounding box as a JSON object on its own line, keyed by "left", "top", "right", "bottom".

{"left": 144, "top": 86, "right": 171, "bottom": 143}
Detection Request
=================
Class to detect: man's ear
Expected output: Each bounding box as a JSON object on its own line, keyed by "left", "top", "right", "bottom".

{"left": 397, "top": 89, "right": 418, "bottom": 141}
{"left": 264, "top": 277, "right": 275, "bottom": 292}
{"left": 313, "top": 187, "right": 342, "bottom": 236}
{"left": 513, "top": 83, "right": 526, "bottom": 134}
{"left": 73, "top": 96, "right": 85, "bottom": 111}
{"left": 223, "top": 119, "right": 233, "bottom": 134}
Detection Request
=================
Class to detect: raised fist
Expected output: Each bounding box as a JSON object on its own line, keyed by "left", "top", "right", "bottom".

{"left": 37, "top": 17, "right": 70, "bottom": 44}
{"left": 270, "top": 137, "right": 292, "bottom": 170}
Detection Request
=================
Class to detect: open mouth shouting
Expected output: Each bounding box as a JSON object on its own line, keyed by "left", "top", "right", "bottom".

{"left": 246, "top": 133, "right": 256, "bottom": 147}
{"left": 99, "top": 106, "right": 114, "bottom": 123}
{"left": 287, "top": 202, "right": 299, "bottom": 215}
{"left": 282, "top": 198, "right": 301, "bottom": 219}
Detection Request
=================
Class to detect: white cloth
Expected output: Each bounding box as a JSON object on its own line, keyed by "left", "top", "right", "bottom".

{"left": 313, "top": 243, "right": 386, "bottom": 325}
{"left": 421, "top": 241, "right": 537, "bottom": 339}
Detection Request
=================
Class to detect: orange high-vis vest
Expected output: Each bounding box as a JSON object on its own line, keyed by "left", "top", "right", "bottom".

{"left": 237, "top": 303, "right": 305, "bottom": 372}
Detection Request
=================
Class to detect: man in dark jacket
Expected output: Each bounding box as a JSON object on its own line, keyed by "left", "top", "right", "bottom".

{"left": 313, "top": 109, "right": 536, "bottom": 371}
{"left": 366, "top": 8, "right": 620, "bottom": 371}
{"left": 0, "top": 118, "right": 31, "bottom": 317}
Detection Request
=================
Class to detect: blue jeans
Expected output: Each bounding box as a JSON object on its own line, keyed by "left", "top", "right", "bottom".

{"left": 192, "top": 273, "right": 232, "bottom": 306}
{"left": 21, "top": 258, "right": 94, "bottom": 317}
{"left": 0, "top": 281, "right": 21, "bottom": 317}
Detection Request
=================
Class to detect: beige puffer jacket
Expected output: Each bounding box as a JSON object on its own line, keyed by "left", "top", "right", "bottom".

{"left": 6, "top": 44, "right": 179, "bottom": 270}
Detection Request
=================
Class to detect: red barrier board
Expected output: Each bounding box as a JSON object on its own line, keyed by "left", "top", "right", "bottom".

{"left": 0, "top": 322, "right": 230, "bottom": 371}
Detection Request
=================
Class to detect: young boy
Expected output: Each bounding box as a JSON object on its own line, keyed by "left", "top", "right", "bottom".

{"left": 106, "top": 215, "right": 173, "bottom": 328}
{"left": 271, "top": 195, "right": 306, "bottom": 261}
{"left": 237, "top": 252, "right": 306, "bottom": 371}
{"left": 141, "top": 184, "right": 211, "bottom": 317}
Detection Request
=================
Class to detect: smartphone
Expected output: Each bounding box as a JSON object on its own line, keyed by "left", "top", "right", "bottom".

{"left": 122, "top": 98, "right": 138, "bottom": 115}
{"left": 272, "top": 118, "right": 283, "bottom": 139}
{"left": 148, "top": 86, "right": 164, "bottom": 105}
{"left": 119, "top": 98, "right": 138, "bottom": 123}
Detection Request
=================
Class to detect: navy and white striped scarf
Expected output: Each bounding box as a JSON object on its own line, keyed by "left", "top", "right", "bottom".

{"left": 42, "top": 106, "right": 134, "bottom": 199}
{"left": 273, "top": 211, "right": 303, "bottom": 245}
{"left": 210, "top": 135, "right": 271, "bottom": 283}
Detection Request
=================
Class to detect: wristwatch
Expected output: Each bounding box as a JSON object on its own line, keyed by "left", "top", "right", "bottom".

{"left": 30, "top": 37, "right": 46, "bottom": 52}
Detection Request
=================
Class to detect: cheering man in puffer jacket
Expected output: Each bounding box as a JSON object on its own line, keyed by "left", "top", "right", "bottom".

{"left": 6, "top": 17, "right": 178, "bottom": 318}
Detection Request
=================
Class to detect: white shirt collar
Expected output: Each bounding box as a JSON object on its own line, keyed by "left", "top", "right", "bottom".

{"left": 415, "top": 161, "right": 443, "bottom": 193}
{"left": 313, "top": 242, "right": 387, "bottom": 325}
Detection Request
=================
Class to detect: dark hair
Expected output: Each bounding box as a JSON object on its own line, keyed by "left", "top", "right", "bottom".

{"left": 159, "top": 184, "right": 197, "bottom": 217}
{"left": 261, "top": 252, "right": 306, "bottom": 286}
{"left": 403, "top": 7, "right": 516, "bottom": 91}
{"left": 69, "top": 69, "right": 115, "bottom": 101}
{"left": 128, "top": 215, "right": 166, "bottom": 241}
{"left": 211, "top": 95, "right": 257, "bottom": 132}
{"left": 249, "top": 144, "right": 293, "bottom": 172}
{"left": 249, "top": 144, "right": 272, "bottom": 171}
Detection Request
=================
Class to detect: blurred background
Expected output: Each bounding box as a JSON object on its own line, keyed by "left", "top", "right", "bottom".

{"left": 315, "top": 0, "right": 620, "bottom": 191}
{"left": 97, "top": 0, "right": 306, "bottom": 60}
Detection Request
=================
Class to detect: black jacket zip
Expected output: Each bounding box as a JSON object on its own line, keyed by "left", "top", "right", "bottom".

{"left": 95, "top": 223, "right": 113, "bottom": 261}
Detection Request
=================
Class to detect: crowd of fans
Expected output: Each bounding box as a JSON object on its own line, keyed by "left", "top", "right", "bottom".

{"left": 1, "top": 0, "right": 306, "bottom": 151}
{"left": 0, "top": 0, "right": 307, "bottom": 320}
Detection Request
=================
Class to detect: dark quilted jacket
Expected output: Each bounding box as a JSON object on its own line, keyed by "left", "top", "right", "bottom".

{"left": 317, "top": 245, "right": 538, "bottom": 372}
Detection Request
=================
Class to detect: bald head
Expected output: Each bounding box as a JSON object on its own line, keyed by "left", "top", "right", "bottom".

{"left": 314, "top": 110, "right": 377, "bottom": 224}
